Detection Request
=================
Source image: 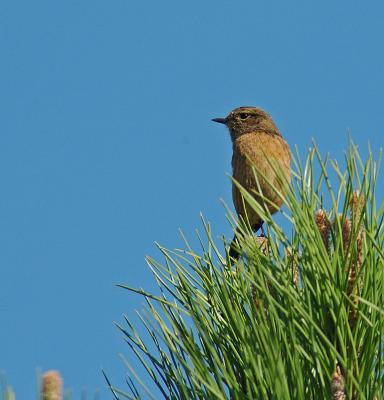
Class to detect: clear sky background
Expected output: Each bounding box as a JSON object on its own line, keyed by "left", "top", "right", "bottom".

{"left": 1, "top": 0, "right": 383, "bottom": 398}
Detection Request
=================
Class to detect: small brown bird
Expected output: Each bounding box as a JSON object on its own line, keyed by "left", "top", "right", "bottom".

{"left": 212, "top": 106, "right": 291, "bottom": 259}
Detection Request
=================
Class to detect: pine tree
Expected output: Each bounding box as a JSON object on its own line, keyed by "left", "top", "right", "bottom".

{"left": 111, "top": 143, "right": 384, "bottom": 400}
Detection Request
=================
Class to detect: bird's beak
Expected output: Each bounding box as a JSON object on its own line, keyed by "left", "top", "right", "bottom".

{"left": 211, "top": 117, "right": 227, "bottom": 124}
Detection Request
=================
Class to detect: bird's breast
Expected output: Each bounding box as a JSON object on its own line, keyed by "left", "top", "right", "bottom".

{"left": 231, "top": 131, "right": 291, "bottom": 220}
{"left": 232, "top": 131, "right": 290, "bottom": 173}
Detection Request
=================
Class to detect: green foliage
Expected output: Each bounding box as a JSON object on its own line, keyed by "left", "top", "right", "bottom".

{"left": 4, "top": 388, "right": 15, "bottom": 400}
{"left": 113, "top": 143, "right": 384, "bottom": 399}
{"left": 0, "top": 374, "right": 15, "bottom": 400}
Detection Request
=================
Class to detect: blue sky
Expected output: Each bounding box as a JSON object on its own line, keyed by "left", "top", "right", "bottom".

{"left": 1, "top": 0, "right": 383, "bottom": 398}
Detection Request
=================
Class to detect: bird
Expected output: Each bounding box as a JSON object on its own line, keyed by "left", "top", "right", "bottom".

{"left": 212, "top": 106, "right": 291, "bottom": 259}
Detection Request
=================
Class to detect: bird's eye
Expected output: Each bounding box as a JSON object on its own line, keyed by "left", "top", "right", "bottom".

{"left": 239, "top": 113, "right": 249, "bottom": 119}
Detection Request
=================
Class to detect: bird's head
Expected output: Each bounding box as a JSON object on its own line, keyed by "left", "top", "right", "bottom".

{"left": 212, "top": 106, "right": 280, "bottom": 141}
